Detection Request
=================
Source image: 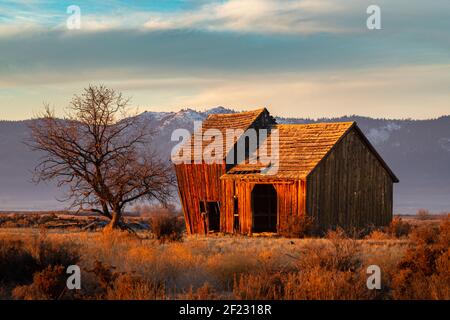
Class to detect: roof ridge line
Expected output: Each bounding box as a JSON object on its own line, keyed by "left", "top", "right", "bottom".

{"left": 276, "top": 121, "right": 355, "bottom": 127}
{"left": 205, "top": 107, "right": 267, "bottom": 119}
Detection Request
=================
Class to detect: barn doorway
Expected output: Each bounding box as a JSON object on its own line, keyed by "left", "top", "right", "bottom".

{"left": 207, "top": 201, "right": 220, "bottom": 232}
{"left": 252, "top": 184, "right": 277, "bottom": 232}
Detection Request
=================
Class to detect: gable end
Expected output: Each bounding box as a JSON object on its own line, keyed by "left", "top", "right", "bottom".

{"left": 307, "top": 123, "right": 399, "bottom": 183}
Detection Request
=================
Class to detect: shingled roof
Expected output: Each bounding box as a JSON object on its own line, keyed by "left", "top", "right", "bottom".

{"left": 222, "top": 122, "right": 355, "bottom": 179}
{"left": 190, "top": 108, "right": 269, "bottom": 160}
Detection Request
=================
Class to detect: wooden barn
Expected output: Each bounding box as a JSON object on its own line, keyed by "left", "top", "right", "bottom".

{"left": 174, "top": 108, "right": 399, "bottom": 235}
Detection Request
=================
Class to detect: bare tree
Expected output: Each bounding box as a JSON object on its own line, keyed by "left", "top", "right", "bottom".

{"left": 28, "top": 85, "right": 175, "bottom": 231}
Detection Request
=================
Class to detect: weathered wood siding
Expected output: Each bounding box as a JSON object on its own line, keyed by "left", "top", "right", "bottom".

{"left": 220, "top": 178, "right": 235, "bottom": 233}
{"left": 275, "top": 180, "right": 307, "bottom": 235}
{"left": 306, "top": 128, "right": 394, "bottom": 231}
{"left": 175, "top": 163, "right": 226, "bottom": 234}
{"left": 220, "top": 179, "right": 307, "bottom": 234}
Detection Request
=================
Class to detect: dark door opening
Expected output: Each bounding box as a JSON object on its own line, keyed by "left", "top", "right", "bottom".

{"left": 252, "top": 184, "right": 277, "bottom": 232}
{"left": 207, "top": 202, "right": 220, "bottom": 232}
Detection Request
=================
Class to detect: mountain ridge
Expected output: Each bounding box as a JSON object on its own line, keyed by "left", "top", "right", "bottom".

{"left": 1, "top": 107, "right": 449, "bottom": 214}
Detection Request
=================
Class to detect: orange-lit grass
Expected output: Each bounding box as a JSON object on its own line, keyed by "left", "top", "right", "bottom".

{"left": 0, "top": 215, "right": 448, "bottom": 300}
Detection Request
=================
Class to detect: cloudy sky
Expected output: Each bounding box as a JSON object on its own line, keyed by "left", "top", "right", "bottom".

{"left": 0, "top": 0, "right": 449, "bottom": 120}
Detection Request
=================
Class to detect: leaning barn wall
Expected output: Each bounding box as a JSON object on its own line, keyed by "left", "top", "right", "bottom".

{"left": 175, "top": 163, "right": 226, "bottom": 234}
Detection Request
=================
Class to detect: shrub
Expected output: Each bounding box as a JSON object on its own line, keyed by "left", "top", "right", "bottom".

{"left": 206, "top": 251, "right": 259, "bottom": 289}
{"left": 390, "top": 220, "right": 450, "bottom": 300}
{"left": 410, "top": 224, "right": 440, "bottom": 245}
{"left": 365, "top": 229, "right": 391, "bottom": 241}
{"left": 77, "top": 260, "right": 167, "bottom": 300}
{"left": 183, "top": 282, "right": 219, "bottom": 300}
{"left": 32, "top": 238, "right": 80, "bottom": 268}
{"left": 0, "top": 240, "right": 39, "bottom": 284}
{"left": 233, "top": 272, "right": 284, "bottom": 300}
{"left": 289, "top": 268, "right": 374, "bottom": 300}
{"left": 12, "top": 265, "right": 67, "bottom": 300}
{"left": 106, "top": 274, "right": 166, "bottom": 300}
{"left": 417, "top": 209, "right": 431, "bottom": 220}
{"left": 64, "top": 260, "right": 120, "bottom": 300}
{"left": 150, "top": 213, "right": 184, "bottom": 243}
{"left": 430, "top": 249, "right": 450, "bottom": 299}
{"left": 87, "top": 260, "right": 119, "bottom": 293}
{"left": 388, "top": 217, "right": 412, "bottom": 238}
{"left": 0, "top": 220, "right": 19, "bottom": 228}
{"left": 0, "top": 235, "right": 80, "bottom": 297}
{"left": 233, "top": 268, "right": 375, "bottom": 300}
{"left": 325, "top": 228, "right": 363, "bottom": 272}
{"left": 391, "top": 246, "right": 446, "bottom": 299}
{"left": 438, "top": 215, "right": 450, "bottom": 247}
{"left": 292, "top": 230, "right": 363, "bottom": 286}
{"left": 280, "top": 215, "right": 315, "bottom": 238}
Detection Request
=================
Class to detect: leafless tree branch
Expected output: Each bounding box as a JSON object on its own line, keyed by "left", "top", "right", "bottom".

{"left": 27, "top": 85, "right": 176, "bottom": 230}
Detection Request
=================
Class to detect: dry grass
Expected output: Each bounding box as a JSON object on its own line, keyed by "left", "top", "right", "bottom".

{"left": 0, "top": 214, "right": 448, "bottom": 300}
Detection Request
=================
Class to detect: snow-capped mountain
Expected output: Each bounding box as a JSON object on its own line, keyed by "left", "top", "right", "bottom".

{"left": 1, "top": 108, "right": 450, "bottom": 214}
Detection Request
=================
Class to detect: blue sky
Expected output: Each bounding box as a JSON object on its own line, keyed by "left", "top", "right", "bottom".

{"left": 0, "top": 0, "right": 449, "bottom": 120}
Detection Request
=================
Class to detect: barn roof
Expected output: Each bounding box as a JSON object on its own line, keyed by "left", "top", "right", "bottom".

{"left": 221, "top": 122, "right": 353, "bottom": 179}
{"left": 190, "top": 108, "right": 269, "bottom": 160}
{"left": 221, "top": 122, "right": 399, "bottom": 182}
{"left": 175, "top": 107, "right": 398, "bottom": 182}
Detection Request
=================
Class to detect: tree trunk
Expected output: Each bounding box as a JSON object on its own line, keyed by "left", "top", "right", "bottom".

{"left": 104, "top": 210, "right": 121, "bottom": 232}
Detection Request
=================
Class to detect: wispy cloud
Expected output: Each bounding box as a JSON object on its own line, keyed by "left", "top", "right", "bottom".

{"left": 167, "top": 65, "right": 450, "bottom": 119}
{"left": 0, "top": 1, "right": 449, "bottom": 120}
{"left": 2, "top": 63, "right": 450, "bottom": 120}
{"left": 1, "top": 0, "right": 450, "bottom": 36}
{"left": 0, "top": 0, "right": 364, "bottom": 35}
{"left": 143, "top": 0, "right": 357, "bottom": 34}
